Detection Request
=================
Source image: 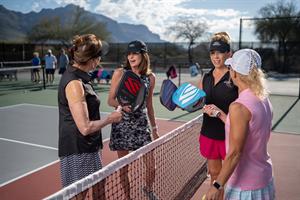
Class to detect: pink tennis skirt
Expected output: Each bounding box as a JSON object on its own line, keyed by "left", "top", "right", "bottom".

{"left": 199, "top": 134, "right": 226, "bottom": 160}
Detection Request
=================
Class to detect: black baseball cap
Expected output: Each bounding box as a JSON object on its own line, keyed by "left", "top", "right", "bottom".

{"left": 127, "top": 40, "right": 148, "bottom": 53}
{"left": 209, "top": 40, "right": 230, "bottom": 53}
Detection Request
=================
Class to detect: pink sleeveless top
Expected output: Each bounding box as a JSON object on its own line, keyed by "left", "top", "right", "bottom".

{"left": 225, "top": 89, "right": 273, "bottom": 190}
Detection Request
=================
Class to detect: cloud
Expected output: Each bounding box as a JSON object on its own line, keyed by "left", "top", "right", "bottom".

{"left": 47, "top": 0, "right": 250, "bottom": 41}
{"left": 54, "top": 0, "right": 92, "bottom": 10}
{"left": 94, "top": 0, "right": 248, "bottom": 41}
{"left": 32, "top": 2, "right": 40, "bottom": 12}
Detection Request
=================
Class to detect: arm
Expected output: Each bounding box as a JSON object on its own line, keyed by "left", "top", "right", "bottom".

{"left": 203, "top": 104, "right": 227, "bottom": 123}
{"left": 146, "top": 73, "right": 159, "bottom": 139}
{"left": 205, "top": 103, "right": 251, "bottom": 200}
{"left": 197, "top": 75, "right": 203, "bottom": 90}
{"left": 66, "top": 80, "right": 122, "bottom": 136}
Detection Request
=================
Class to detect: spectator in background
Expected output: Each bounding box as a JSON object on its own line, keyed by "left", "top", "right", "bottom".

{"left": 189, "top": 63, "right": 199, "bottom": 77}
{"left": 44, "top": 49, "right": 57, "bottom": 84}
{"left": 195, "top": 62, "right": 204, "bottom": 76}
{"left": 101, "top": 69, "right": 111, "bottom": 84}
{"left": 32, "top": 52, "right": 41, "bottom": 83}
{"left": 58, "top": 48, "right": 69, "bottom": 75}
{"left": 96, "top": 65, "right": 104, "bottom": 83}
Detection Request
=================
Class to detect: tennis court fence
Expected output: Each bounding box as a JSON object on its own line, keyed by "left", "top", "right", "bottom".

{"left": 45, "top": 115, "right": 207, "bottom": 200}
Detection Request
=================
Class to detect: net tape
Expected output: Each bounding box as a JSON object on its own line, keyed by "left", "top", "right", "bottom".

{"left": 0, "top": 65, "right": 42, "bottom": 72}
{"left": 45, "top": 115, "right": 207, "bottom": 200}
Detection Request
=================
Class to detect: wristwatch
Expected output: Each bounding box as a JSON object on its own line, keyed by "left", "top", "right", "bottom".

{"left": 212, "top": 110, "right": 221, "bottom": 118}
{"left": 212, "top": 180, "right": 223, "bottom": 190}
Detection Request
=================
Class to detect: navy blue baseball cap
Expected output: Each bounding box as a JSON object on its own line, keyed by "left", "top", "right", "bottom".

{"left": 127, "top": 40, "right": 148, "bottom": 53}
{"left": 209, "top": 40, "right": 230, "bottom": 53}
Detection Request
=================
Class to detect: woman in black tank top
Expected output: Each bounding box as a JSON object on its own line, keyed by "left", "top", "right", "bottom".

{"left": 58, "top": 34, "right": 122, "bottom": 187}
{"left": 198, "top": 32, "right": 238, "bottom": 197}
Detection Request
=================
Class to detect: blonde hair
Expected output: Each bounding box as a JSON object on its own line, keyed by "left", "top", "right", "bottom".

{"left": 239, "top": 67, "right": 269, "bottom": 99}
{"left": 125, "top": 52, "right": 152, "bottom": 75}
{"left": 71, "top": 34, "right": 102, "bottom": 64}
{"left": 211, "top": 32, "right": 231, "bottom": 44}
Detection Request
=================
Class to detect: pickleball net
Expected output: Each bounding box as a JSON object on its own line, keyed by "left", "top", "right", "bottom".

{"left": 45, "top": 115, "right": 207, "bottom": 200}
{"left": 0, "top": 65, "right": 44, "bottom": 93}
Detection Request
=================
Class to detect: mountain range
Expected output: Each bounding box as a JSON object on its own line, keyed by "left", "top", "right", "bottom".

{"left": 0, "top": 4, "right": 164, "bottom": 43}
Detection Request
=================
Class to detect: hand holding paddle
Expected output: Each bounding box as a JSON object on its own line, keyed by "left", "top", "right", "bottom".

{"left": 116, "top": 70, "right": 147, "bottom": 112}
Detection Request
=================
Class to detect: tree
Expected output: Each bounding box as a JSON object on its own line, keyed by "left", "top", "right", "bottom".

{"left": 168, "top": 18, "right": 207, "bottom": 65}
{"left": 27, "top": 7, "right": 110, "bottom": 47}
{"left": 254, "top": 0, "right": 300, "bottom": 73}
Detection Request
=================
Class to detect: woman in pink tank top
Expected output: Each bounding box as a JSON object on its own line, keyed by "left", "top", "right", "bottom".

{"left": 203, "top": 49, "right": 275, "bottom": 200}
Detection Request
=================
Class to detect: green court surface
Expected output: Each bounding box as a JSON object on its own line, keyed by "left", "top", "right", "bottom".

{"left": 0, "top": 72, "right": 299, "bottom": 134}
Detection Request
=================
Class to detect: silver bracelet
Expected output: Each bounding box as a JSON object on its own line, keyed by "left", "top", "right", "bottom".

{"left": 212, "top": 110, "right": 221, "bottom": 118}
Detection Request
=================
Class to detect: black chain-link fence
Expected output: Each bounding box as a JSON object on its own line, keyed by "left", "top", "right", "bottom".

{"left": 1, "top": 42, "right": 299, "bottom": 73}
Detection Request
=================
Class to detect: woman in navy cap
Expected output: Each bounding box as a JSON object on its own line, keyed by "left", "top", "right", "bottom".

{"left": 108, "top": 40, "right": 159, "bottom": 199}
{"left": 198, "top": 32, "right": 238, "bottom": 199}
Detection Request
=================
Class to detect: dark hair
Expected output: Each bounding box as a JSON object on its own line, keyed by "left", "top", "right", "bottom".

{"left": 124, "top": 52, "right": 151, "bottom": 75}
{"left": 70, "top": 34, "right": 102, "bottom": 65}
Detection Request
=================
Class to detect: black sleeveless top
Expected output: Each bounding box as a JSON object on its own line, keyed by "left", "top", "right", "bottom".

{"left": 58, "top": 66, "right": 103, "bottom": 157}
{"left": 201, "top": 68, "right": 238, "bottom": 140}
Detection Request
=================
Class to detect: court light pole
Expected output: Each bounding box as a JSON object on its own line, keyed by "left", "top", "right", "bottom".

{"left": 239, "top": 18, "right": 243, "bottom": 49}
{"left": 298, "top": 78, "right": 300, "bottom": 99}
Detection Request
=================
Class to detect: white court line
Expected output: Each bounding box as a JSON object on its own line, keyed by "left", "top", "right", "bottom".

{"left": 0, "top": 104, "right": 28, "bottom": 109}
{"left": 0, "top": 104, "right": 183, "bottom": 188}
{"left": 0, "top": 138, "right": 111, "bottom": 188}
{"left": 0, "top": 160, "right": 59, "bottom": 188}
{"left": 21, "top": 103, "right": 58, "bottom": 109}
{"left": 0, "top": 137, "right": 58, "bottom": 151}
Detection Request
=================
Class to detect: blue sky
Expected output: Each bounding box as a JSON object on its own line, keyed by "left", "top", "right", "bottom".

{"left": 1, "top": 0, "right": 299, "bottom": 42}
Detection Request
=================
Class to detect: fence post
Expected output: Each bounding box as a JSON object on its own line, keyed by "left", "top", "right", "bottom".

{"left": 178, "top": 64, "right": 181, "bottom": 86}
{"left": 239, "top": 18, "right": 243, "bottom": 49}
{"left": 298, "top": 78, "right": 300, "bottom": 99}
{"left": 42, "top": 65, "right": 46, "bottom": 89}
{"left": 164, "top": 42, "right": 167, "bottom": 69}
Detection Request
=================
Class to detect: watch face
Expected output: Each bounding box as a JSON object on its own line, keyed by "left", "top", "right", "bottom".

{"left": 213, "top": 181, "right": 221, "bottom": 190}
